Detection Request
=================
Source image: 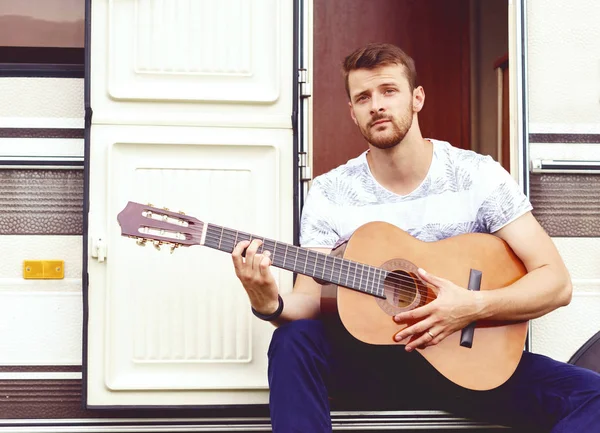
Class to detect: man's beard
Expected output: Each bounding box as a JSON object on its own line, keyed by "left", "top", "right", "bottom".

{"left": 359, "top": 105, "right": 414, "bottom": 149}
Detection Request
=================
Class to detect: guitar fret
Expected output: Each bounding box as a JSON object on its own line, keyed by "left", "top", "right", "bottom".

{"left": 360, "top": 265, "right": 364, "bottom": 290}
{"left": 293, "top": 248, "right": 298, "bottom": 272}
{"left": 282, "top": 245, "right": 289, "bottom": 269}
{"left": 371, "top": 267, "right": 377, "bottom": 294}
{"left": 374, "top": 268, "right": 379, "bottom": 294}
{"left": 377, "top": 269, "right": 387, "bottom": 297}
{"left": 264, "top": 239, "right": 275, "bottom": 261}
{"left": 342, "top": 259, "right": 349, "bottom": 288}
{"left": 218, "top": 226, "right": 224, "bottom": 249}
{"left": 272, "top": 241, "right": 282, "bottom": 268}
{"left": 303, "top": 249, "right": 309, "bottom": 274}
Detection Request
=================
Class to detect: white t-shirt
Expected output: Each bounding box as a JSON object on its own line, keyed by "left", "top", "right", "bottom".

{"left": 300, "top": 139, "right": 532, "bottom": 248}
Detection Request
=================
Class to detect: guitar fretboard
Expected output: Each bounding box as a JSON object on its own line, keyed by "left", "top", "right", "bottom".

{"left": 204, "top": 223, "right": 387, "bottom": 298}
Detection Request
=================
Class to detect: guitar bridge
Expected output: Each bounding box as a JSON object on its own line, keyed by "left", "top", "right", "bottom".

{"left": 460, "top": 269, "right": 482, "bottom": 348}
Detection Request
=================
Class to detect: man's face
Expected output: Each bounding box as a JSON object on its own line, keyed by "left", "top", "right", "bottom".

{"left": 348, "top": 64, "right": 420, "bottom": 149}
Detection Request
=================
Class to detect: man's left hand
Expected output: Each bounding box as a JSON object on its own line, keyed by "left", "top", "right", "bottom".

{"left": 392, "top": 268, "right": 483, "bottom": 352}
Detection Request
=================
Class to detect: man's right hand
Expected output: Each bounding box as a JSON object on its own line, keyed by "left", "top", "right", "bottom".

{"left": 231, "top": 239, "right": 280, "bottom": 316}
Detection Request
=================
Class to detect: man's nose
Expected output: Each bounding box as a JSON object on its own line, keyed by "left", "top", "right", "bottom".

{"left": 370, "top": 95, "right": 385, "bottom": 114}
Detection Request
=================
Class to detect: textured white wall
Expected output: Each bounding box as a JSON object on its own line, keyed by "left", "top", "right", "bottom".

{"left": 0, "top": 78, "right": 83, "bottom": 123}
{"left": 532, "top": 239, "right": 600, "bottom": 362}
{"left": 0, "top": 236, "right": 82, "bottom": 366}
{"left": 0, "top": 77, "right": 84, "bottom": 372}
{"left": 527, "top": 0, "right": 600, "bottom": 361}
{"left": 527, "top": 0, "right": 600, "bottom": 131}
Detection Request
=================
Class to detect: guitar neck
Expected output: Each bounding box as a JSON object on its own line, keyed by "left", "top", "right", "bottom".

{"left": 204, "top": 223, "right": 386, "bottom": 299}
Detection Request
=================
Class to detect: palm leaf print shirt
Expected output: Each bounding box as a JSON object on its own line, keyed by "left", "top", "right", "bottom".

{"left": 300, "top": 139, "right": 532, "bottom": 248}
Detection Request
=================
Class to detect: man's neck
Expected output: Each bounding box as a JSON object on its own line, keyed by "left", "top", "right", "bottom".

{"left": 366, "top": 135, "right": 433, "bottom": 196}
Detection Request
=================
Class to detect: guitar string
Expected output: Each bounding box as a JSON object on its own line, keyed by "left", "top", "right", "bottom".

{"left": 200, "top": 230, "right": 438, "bottom": 304}
{"left": 202, "top": 230, "right": 437, "bottom": 303}
{"left": 141, "top": 221, "right": 438, "bottom": 304}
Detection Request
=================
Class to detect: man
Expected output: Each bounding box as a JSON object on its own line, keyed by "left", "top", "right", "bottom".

{"left": 231, "top": 43, "right": 600, "bottom": 432}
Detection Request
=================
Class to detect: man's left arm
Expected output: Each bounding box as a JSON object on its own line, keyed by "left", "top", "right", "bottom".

{"left": 474, "top": 211, "right": 572, "bottom": 320}
{"left": 393, "top": 211, "right": 572, "bottom": 350}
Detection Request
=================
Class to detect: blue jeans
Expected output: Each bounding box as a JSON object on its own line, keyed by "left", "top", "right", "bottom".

{"left": 267, "top": 319, "right": 600, "bottom": 432}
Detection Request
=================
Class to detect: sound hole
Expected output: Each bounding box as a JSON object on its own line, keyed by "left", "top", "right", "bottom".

{"left": 385, "top": 270, "right": 418, "bottom": 309}
{"left": 375, "top": 258, "right": 423, "bottom": 316}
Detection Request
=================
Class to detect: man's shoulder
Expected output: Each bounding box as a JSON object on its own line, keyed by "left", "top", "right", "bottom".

{"left": 312, "top": 151, "right": 369, "bottom": 187}
{"left": 432, "top": 139, "right": 497, "bottom": 172}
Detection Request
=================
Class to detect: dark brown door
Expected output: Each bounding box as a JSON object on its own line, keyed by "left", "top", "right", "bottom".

{"left": 313, "top": 0, "right": 471, "bottom": 177}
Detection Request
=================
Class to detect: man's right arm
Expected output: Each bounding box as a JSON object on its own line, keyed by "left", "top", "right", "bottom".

{"left": 232, "top": 239, "right": 330, "bottom": 327}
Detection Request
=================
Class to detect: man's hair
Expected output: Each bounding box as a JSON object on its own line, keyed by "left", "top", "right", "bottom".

{"left": 342, "top": 43, "right": 418, "bottom": 99}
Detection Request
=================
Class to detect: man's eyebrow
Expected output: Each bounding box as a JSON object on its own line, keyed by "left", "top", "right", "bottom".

{"left": 351, "top": 89, "right": 370, "bottom": 100}
{"left": 378, "top": 81, "right": 399, "bottom": 88}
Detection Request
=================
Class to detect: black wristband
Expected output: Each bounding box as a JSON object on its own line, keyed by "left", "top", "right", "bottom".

{"left": 252, "top": 295, "right": 284, "bottom": 321}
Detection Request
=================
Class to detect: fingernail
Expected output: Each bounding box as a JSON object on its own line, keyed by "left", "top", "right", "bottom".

{"left": 406, "top": 346, "right": 413, "bottom": 352}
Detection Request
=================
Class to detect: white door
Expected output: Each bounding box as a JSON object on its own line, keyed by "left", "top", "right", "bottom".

{"left": 86, "top": 0, "right": 295, "bottom": 406}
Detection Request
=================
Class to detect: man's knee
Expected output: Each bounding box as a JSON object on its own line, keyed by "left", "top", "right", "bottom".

{"left": 268, "top": 319, "right": 328, "bottom": 361}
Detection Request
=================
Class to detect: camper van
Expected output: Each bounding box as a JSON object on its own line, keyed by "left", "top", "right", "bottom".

{"left": 0, "top": 0, "right": 598, "bottom": 430}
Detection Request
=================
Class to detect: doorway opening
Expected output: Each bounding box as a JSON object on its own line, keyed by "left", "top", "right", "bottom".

{"left": 312, "top": 0, "right": 509, "bottom": 177}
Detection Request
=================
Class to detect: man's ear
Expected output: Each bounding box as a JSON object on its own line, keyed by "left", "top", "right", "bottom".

{"left": 349, "top": 101, "right": 358, "bottom": 126}
{"left": 412, "top": 86, "right": 425, "bottom": 112}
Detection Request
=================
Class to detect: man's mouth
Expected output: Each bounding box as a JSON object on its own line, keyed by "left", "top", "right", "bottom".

{"left": 371, "top": 119, "right": 390, "bottom": 127}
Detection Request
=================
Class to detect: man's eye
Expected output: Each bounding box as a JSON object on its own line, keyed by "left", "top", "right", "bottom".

{"left": 356, "top": 96, "right": 368, "bottom": 102}
{"left": 385, "top": 89, "right": 396, "bottom": 94}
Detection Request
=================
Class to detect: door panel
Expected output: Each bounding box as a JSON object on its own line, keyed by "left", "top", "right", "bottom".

{"left": 313, "top": 0, "right": 470, "bottom": 176}
{"left": 87, "top": 0, "right": 294, "bottom": 407}
{"left": 92, "top": 0, "right": 292, "bottom": 128}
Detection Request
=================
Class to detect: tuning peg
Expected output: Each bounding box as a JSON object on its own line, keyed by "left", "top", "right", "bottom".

{"left": 178, "top": 210, "right": 186, "bottom": 215}
{"left": 147, "top": 203, "right": 154, "bottom": 207}
{"left": 170, "top": 243, "right": 179, "bottom": 254}
{"left": 163, "top": 207, "right": 170, "bottom": 211}
{"left": 153, "top": 240, "right": 162, "bottom": 251}
{"left": 136, "top": 238, "right": 147, "bottom": 246}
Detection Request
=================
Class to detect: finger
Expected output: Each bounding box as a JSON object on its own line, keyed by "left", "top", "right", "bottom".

{"left": 231, "top": 240, "right": 251, "bottom": 271}
{"left": 418, "top": 268, "right": 447, "bottom": 286}
{"left": 393, "top": 303, "right": 433, "bottom": 324}
{"left": 245, "top": 239, "right": 263, "bottom": 269}
{"left": 405, "top": 333, "right": 431, "bottom": 352}
{"left": 394, "top": 320, "right": 435, "bottom": 342}
{"left": 405, "top": 328, "right": 440, "bottom": 351}
{"left": 258, "top": 251, "right": 272, "bottom": 276}
{"left": 428, "top": 330, "right": 444, "bottom": 346}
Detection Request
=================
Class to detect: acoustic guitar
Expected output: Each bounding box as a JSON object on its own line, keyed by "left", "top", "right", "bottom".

{"left": 117, "top": 201, "right": 528, "bottom": 391}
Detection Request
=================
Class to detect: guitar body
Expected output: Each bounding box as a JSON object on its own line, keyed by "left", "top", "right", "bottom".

{"left": 320, "top": 221, "right": 528, "bottom": 391}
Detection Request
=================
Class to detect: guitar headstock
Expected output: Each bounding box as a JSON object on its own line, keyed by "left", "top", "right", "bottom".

{"left": 117, "top": 201, "right": 204, "bottom": 252}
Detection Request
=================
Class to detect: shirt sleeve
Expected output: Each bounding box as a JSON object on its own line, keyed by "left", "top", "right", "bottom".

{"left": 299, "top": 177, "right": 340, "bottom": 248}
{"left": 476, "top": 158, "right": 533, "bottom": 233}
